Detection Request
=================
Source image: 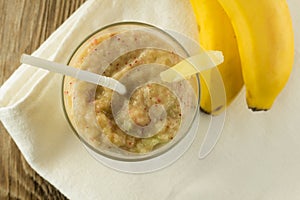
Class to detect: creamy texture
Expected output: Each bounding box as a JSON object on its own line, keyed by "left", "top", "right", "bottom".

{"left": 64, "top": 30, "right": 184, "bottom": 153}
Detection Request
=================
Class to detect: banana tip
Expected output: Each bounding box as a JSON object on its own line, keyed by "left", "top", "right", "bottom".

{"left": 248, "top": 107, "right": 269, "bottom": 112}
{"left": 200, "top": 107, "right": 211, "bottom": 115}
{"left": 200, "top": 105, "right": 225, "bottom": 115}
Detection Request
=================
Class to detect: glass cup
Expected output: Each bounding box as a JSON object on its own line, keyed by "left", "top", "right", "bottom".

{"left": 62, "top": 22, "right": 200, "bottom": 172}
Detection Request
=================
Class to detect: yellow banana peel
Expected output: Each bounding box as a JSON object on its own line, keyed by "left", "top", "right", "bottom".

{"left": 190, "top": 0, "right": 244, "bottom": 114}
{"left": 217, "top": 0, "right": 294, "bottom": 111}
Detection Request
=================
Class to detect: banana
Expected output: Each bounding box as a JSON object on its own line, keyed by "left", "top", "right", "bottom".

{"left": 217, "top": 0, "right": 294, "bottom": 111}
{"left": 190, "top": 0, "right": 244, "bottom": 114}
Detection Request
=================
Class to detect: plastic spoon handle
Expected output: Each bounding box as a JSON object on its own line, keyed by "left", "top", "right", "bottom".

{"left": 20, "top": 54, "right": 126, "bottom": 94}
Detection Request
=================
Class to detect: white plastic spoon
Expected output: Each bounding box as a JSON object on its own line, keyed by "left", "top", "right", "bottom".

{"left": 20, "top": 54, "right": 127, "bottom": 95}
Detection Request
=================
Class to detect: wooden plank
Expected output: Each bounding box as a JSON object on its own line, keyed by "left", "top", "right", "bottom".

{"left": 0, "top": 0, "right": 86, "bottom": 199}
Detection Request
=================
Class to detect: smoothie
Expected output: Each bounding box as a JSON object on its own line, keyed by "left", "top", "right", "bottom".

{"left": 63, "top": 24, "right": 198, "bottom": 158}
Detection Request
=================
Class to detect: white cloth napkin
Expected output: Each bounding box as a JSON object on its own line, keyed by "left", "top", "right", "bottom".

{"left": 1, "top": 0, "right": 300, "bottom": 199}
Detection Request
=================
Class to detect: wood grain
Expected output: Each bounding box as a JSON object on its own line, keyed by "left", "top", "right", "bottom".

{"left": 0, "top": 0, "right": 86, "bottom": 199}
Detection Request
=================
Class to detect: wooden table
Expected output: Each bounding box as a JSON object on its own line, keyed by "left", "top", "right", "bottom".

{"left": 0, "top": 0, "right": 85, "bottom": 199}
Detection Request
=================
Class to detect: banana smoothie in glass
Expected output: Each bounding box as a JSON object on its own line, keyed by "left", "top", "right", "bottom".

{"left": 62, "top": 22, "right": 199, "bottom": 161}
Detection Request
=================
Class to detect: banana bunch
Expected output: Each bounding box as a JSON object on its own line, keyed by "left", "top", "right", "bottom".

{"left": 190, "top": 0, "right": 294, "bottom": 113}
